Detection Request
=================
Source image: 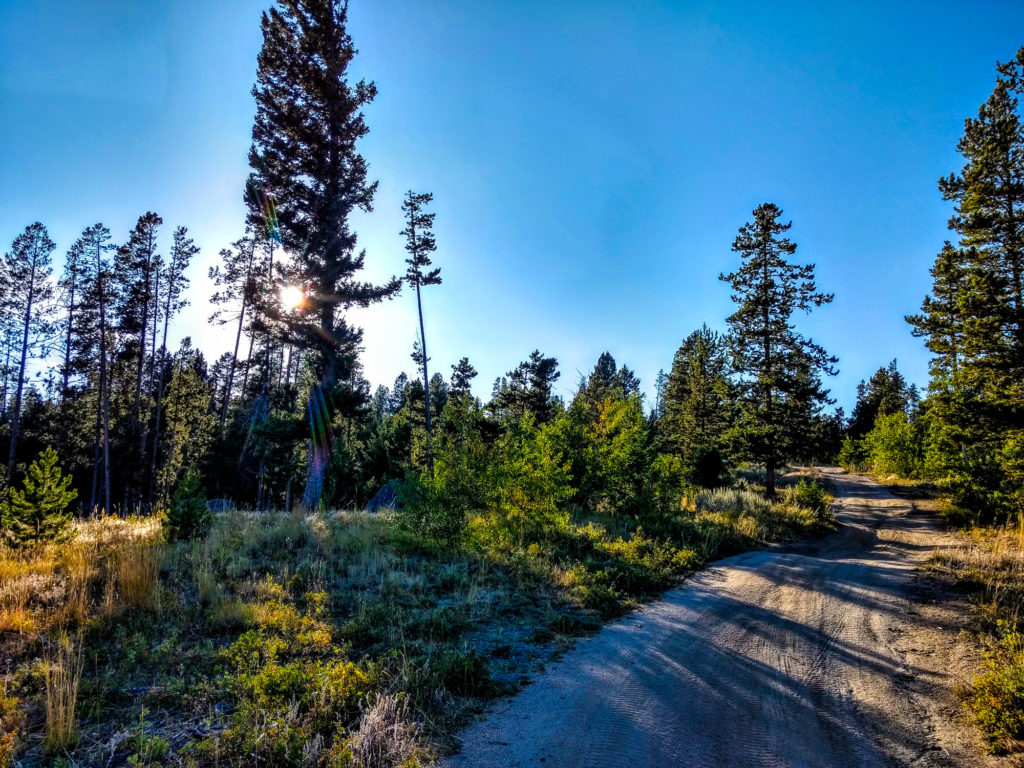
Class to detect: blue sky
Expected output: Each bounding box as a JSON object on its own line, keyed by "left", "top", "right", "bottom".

{"left": 2, "top": 0, "right": 1022, "bottom": 413}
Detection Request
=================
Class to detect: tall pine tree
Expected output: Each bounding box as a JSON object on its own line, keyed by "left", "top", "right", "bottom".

{"left": 2, "top": 223, "right": 56, "bottom": 484}
{"left": 720, "top": 203, "right": 836, "bottom": 496}
{"left": 402, "top": 191, "right": 442, "bottom": 477}
{"left": 248, "top": 0, "right": 401, "bottom": 508}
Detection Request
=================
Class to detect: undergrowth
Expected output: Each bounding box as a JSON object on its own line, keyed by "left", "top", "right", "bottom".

{"left": 0, "top": 469, "right": 831, "bottom": 766}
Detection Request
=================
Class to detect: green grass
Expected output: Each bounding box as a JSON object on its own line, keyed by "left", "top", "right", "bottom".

{"left": 0, "top": 470, "right": 832, "bottom": 767}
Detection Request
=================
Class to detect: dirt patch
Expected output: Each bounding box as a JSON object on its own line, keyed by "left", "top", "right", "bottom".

{"left": 439, "top": 469, "right": 1008, "bottom": 768}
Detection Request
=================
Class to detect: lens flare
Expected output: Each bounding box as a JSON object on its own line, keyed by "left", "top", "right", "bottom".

{"left": 280, "top": 284, "right": 304, "bottom": 310}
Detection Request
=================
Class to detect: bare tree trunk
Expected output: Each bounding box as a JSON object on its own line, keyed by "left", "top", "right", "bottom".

{"left": 6, "top": 259, "right": 37, "bottom": 482}
{"left": 415, "top": 282, "right": 434, "bottom": 478}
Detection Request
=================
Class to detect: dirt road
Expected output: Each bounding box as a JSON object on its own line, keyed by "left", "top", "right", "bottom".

{"left": 441, "top": 469, "right": 999, "bottom": 768}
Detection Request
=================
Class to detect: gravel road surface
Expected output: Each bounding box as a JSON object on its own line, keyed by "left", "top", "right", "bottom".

{"left": 441, "top": 468, "right": 997, "bottom": 768}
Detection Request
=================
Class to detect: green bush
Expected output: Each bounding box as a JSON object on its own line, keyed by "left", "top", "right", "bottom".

{"left": 395, "top": 476, "right": 468, "bottom": 549}
{"left": 863, "top": 412, "right": 921, "bottom": 477}
{"left": 687, "top": 444, "right": 731, "bottom": 488}
{"left": 1, "top": 446, "right": 77, "bottom": 547}
{"left": 837, "top": 435, "right": 868, "bottom": 471}
{"left": 788, "top": 479, "right": 829, "bottom": 518}
{"left": 165, "top": 470, "right": 210, "bottom": 541}
{"left": 969, "top": 621, "right": 1024, "bottom": 753}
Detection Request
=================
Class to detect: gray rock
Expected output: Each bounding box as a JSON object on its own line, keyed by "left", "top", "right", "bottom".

{"left": 366, "top": 479, "right": 404, "bottom": 513}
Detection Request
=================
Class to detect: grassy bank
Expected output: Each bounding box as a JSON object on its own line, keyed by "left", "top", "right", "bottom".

{"left": 0, "top": 471, "right": 831, "bottom": 767}
{"left": 927, "top": 523, "right": 1024, "bottom": 755}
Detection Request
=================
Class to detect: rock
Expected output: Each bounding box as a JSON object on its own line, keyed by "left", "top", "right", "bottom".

{"left": 367, "top": 480, "right": 403, "bottom": 513}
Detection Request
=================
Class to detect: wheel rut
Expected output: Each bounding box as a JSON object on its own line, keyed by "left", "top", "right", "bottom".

{"left": 440, "top": 469, "right": 1005, "bottom": 767}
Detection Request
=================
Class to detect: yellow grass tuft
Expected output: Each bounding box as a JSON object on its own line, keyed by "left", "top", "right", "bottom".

{"left": 44, "top": 632, "right": 83, "bottom": 754}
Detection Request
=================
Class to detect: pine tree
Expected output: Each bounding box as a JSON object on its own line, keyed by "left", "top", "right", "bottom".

{"left": 58, "top": 237, "right": 88, "bottom": 399}
{"left": 847, "top": 360, "right": 910, "bottom": 439}
{"left": 72, "top": 224, "right": 116, "bottom": 513}
{"left": 491, "top": 351, "right": 560, "bottom": 424}
{"left": 719, "top": 203, "right": 836, "bottom": 496}
{"left": 2, "top": 447, "right": 77, "bottom": 547}
{"left": 402, "top": 191, "right": 442, "bottom": 477}
{"left": 149, "top": 227, "right": 198, "bottom": 502}
{"left": 2, "top": 223, "right": 57, "bottom": 484}
{"left": 209, "top": 234, "right": 260, "bottom": 426}
{"left": 661, "top": 325, "right": 733, "bottom": 462}
{"left": 450, "top": 357, "right": 478, "bottom": 398}
{"left": 115, "top": 212, "right": 163, "bottom": 505}
{"left": 913, "top": 48, "right": 1024, "bottom": 442}
{"left": 248, "top": 0, "right": 401, "bottom": 508}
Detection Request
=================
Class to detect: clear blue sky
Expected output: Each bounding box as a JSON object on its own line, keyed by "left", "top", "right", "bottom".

{"left": 2, "top": 0, "right": 1022, "bottom": 413}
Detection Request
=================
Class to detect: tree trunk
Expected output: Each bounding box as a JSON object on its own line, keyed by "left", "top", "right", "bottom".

{"left": 6, "top": 258, "right": 37, "bottom": 483}
{"left": 148, "top": 271, "right": 178, "bottom": 505}
{"left": 415, "top": 282, "right": 434, "bottom": 478}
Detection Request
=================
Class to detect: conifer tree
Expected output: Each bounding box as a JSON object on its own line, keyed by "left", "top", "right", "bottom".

{"left": 2, "top": 223, "right": 57, "bottom": 483}
{"left": 149, "top": 227, "right": 198, "bottom": 501}
{"left": 912, "top": 48, "right": 1024, "bottom": 444}
{"left": 847, "top": 360, "right": 911, "bottom": 439}
{"left": 450, "top": 357, "right": 478, "bottom": 398}
{"left": 720, "top": 203, "right": 836, "bottom": 496}
{"left": 402, "top": 191, "right": 442, "bottom": 477}
{"left": 209, "top": 234, "right": 259, "bottom": 425}
{"left": 58, "top": 238, "right": 88, "bottom": 399}
{"left": 661, "top": 325, "right": 733, "bottom": 462}
{"left": 72, "top": 224, "right": 115, "bottom": 513}
{"left": 248, "top": 0, "right": 401, "bottom": 507}
{"left": 117, "top": 213, "right": 162, "bottom": 431}
{"left": 491, "top": 351, "right": 560, "bottom": 424}
{"left": 2, "top": 446, "right": 76, "bottom": 547}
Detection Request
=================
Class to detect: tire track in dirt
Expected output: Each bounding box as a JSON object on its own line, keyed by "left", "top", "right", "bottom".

{"left": 440, "top": 469, "right": 1001, "bottom": 768}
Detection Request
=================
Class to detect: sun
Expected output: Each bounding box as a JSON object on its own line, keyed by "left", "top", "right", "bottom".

{"left": 280, "top": 284, "right": 304, "bottom": 310}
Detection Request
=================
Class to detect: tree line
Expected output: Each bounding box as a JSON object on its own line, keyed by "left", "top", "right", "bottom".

{"left": 841, "top": 47, "right": 1024, "bottom": 526}
{"left": 0, "top": 0, "right": 846, "bottom": 529}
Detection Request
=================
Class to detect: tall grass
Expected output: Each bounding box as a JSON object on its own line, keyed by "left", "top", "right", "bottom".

{"left": 44, "top": 632, "right": 82, "bottom": 754}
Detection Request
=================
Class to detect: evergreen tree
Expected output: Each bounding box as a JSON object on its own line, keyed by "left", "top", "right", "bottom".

{"left": 402, "top": 191, "right": 442, "bottom": 477}
{"left": 719, "top": 203, "right": 836, "bottom": 496}
{"left": 209, "top": 234, "right": 259, "bottom": 425}
{"left": 248, "top": 0, "right": 401, "bottom": 507}
{"left": 2, "top": 446, "right": 76, "bottom": 547}
{"left": 2, "top": 223, "right": 57, "bottom": 484}
{"left": 149, "top": 228, "right": 198, "bottom": 502}
{"left": 58, "top": 237, "right": 88, "bottom": 398}
{"left": 450, "top": 357, "right": 478, "bottom": 398}
{"left": 491, "top": 351, "right": 560, "bottom": 424}
{"left": 847, "top": 360, "right": 911, "bottom": 439}
{"left": 660, "top": 325, "right": 733, "bottom": 462}
{"left": 73, "top": 224, "right": 116, "bottom": 513}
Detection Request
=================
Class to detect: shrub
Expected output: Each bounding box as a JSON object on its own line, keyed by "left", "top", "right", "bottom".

{"left": 394, "top": 476, "right": 467, "bottom": 549}
{"left": 687, "top": 444, "right": 731, "bottom": 488}
{"left": 837, "top": 435, "right": 868, "bottom": 471}
{"left": 863, "top": 412, "right": 921, "bottom": 477}
{"left": 490, "top": 417, "right": 574, "bottom": 546}
{"left": 165, "top": 470, "right": 210, "bottom": 541}
{"left": 2, "top": 447, "right": 77, "bottom": 547}
{"left": 969, "top": 621, "right": 1024, "bottom": 753}
{"left": 788, "top": 479, "right": 829, "bottom": 517}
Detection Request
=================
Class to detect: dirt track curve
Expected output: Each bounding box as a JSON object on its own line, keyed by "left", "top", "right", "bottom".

{"left": 441, "top": 468, "right": 1000, "bottom": 768}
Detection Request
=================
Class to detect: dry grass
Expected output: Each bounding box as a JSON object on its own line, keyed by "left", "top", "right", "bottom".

{"left": 929, "top": 526, "right": 1024, "bottom": 629}
{"left": 112, "top": 541, "right": 165, "bottom": 612}
{"left": 347, "top": 693, "right": 425, "bottom": 768}
{"left": 43, "top": 632, "right": 83, "bottom": 754}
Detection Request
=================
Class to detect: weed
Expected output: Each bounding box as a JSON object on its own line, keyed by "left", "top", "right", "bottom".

{"left": 43, "top": 632, "right": 82, "bottom": 754}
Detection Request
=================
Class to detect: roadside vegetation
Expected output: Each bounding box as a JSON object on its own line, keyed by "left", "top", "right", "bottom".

{"left": 0, "top": 465, "right": 832, "bottom": 766}
{"left": 831, "top": 47, "right": 1024, "bottom": 755}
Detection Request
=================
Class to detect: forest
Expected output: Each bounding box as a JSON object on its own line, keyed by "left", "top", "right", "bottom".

{"left": 0, "top": 0, "right": 1022, "bottom": 766}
